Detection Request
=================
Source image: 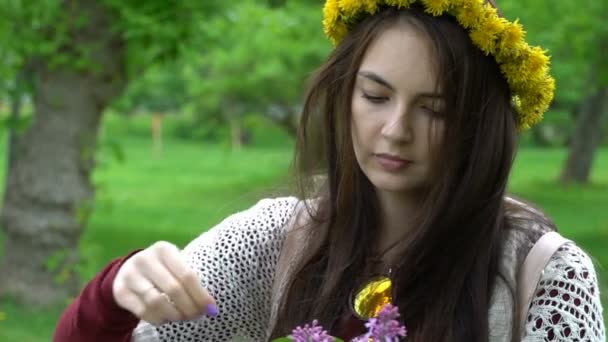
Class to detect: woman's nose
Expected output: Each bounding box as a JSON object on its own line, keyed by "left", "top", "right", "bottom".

{"left": 381, "top": 106, "right": 413, "bottom": 143}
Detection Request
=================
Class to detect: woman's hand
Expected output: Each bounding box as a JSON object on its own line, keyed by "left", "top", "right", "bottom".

{"left": 112, "top": 241, "right": 217, "bottom": 325}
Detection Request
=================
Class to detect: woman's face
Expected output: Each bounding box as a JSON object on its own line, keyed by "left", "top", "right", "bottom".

{"left": 351, "top": 22, "right": 446, "bottom": 196}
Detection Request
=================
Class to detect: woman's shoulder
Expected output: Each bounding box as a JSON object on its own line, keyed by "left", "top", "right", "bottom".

{"left": 503, "top": 195, "right": 554, "bottom": 229}
{"left": 498, "top": 195, "right": 568, "bottom": 293}
{"left": 227, "top": 196, "right": 302, "bottom": 223}
{"left": 500, "top": 195, "right": 598, "bottom": 282}
{"left": 498, "top": 196, "right": 605, "bottom": 339}
{"left": 524, "top": 241, "right": 605, "bottom": 340}
{"left": 210, "top": 196, "right": 301, "bottom": 233}
{"left": 544, "top": 241, "right": 599, "bottom": 286}
{"left": 183, "top": 196, "right": 302, "bottom": 251}
{"left": 501, "top": 195, "right": 556, "bottom": 253}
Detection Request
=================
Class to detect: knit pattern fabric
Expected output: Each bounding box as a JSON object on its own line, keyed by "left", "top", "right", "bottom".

{"left": 523, "top": 243, "right": 605, "bottom": 341}
{"left": 131, "top": 197, "right": 605, "bottom": 342}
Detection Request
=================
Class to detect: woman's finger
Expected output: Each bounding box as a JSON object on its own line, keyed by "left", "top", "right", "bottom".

{"left": 135, "top": 254, "right": 201, "bottom": 319}
{"left": 117, "top": 265, "right": 183, "bottom": 324}
{"left": 137, "top": 283, "right": 182, "bottom": 324}
{"left": 156, "top": 243, "right": 217, "bottom": 318}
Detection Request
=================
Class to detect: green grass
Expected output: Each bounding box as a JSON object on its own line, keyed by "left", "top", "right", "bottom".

{"left": 0, "top": 129, "right": 606, "bottom": 340}
{"left": 85, "top": 135, "right": 294, "bottom": 270}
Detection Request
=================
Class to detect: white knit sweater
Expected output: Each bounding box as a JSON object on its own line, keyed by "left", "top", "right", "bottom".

{"left": 131, "top": 197, "right": 605, "bottom": 341}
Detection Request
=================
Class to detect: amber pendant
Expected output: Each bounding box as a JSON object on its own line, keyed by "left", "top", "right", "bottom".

{"left": 351, "top": 276, "right": 393, "bottom": 319}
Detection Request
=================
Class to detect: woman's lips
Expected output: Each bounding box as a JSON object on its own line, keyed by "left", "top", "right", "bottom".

{"left": 375, "top": 154, "right": 412, "bottom": 172}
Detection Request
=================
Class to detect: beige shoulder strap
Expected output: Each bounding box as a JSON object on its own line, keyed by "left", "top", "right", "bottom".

{"left": 517, "top": 231, "right": 571, "bottom": 334}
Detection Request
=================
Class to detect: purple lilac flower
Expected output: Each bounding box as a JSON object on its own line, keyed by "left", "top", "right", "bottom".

{"left": 354, "top": 304, "right": 407, "bottom": 342}
{"left": 290, "top": 320, "right": 335, "bottom": 342}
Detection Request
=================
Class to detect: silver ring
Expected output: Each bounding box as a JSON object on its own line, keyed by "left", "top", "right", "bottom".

{"left": 160, "top": 292, "right": 173, "bottom": 304}
{"left": 140, "top": 286, "right": 172, "bottom": 304}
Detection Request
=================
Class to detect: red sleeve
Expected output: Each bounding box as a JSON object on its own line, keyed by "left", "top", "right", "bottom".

{"left": 53, "top": 250, "right": 143, "bottom": 342}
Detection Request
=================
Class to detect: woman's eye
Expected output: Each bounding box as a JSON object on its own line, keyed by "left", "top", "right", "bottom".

{"left": 421, "top": 105, "right": 443, "bottom": 117}
{"left": 361, "top": 92, "right": 388, "bottom": 104}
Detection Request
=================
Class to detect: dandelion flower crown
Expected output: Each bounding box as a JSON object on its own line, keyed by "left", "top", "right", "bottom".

{"left": 322, "top": 0, "right": 555, "bottom": 131}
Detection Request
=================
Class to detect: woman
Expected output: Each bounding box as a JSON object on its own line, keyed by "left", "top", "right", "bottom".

{"left": 54, "top": 1, "right": 605, "bottom": 341}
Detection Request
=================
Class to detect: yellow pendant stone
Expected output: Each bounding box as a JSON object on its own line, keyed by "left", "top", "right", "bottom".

{"left": 352, "top": 276, "right": 393, "bottom": 319}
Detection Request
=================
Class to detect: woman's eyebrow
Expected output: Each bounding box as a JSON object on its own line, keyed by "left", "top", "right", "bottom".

{"left": 358, "top": 71, "right": 443, "bottom": 99}
{"left": 417, "top": 92, "right": 444, "bottom": 99}
{"left": 357, "top": 71, "right": 395, "bottom": 91}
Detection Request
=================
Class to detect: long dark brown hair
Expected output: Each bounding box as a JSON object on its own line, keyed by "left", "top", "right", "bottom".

{"left": 271, "top": 5, "right": 531, "bottom": 341}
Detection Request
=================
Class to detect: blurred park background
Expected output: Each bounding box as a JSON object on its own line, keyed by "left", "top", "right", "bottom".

{"left": 0, "top": 0, "right": 606, "bottom": 340}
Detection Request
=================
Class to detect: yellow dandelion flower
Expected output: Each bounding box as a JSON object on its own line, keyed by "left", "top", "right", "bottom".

{"left": 323, "top": 0, "right": 341, "bottom": 40}
{"left": 527, "top": 46, "right": 550, "bottom": 73}
{"left": 520, "top": 96, "right": 544, "bottom": 120}
{"left": 338, "top": 0, "right": 362, "bottom": 17}
{"left": 517, "top": 121, "right": 531, "bottom": 132}
{"left": 456, "top": 0, "right": 485, "bottom": 29}
{"left": 534, "top": 76, "right": 556, "bottom": 104}
{"left": 362, "top": 0, "right": 381, "bottom": 13}
{"left": 323, "top": 0, "right": 340, "bottom": 27}
{"left": 525, "top": 105, "right": 546, "bottom": 127}
{"left": 470, "top": 27, "right": 497, "bottom": 55}
{"left": 542, "top": 75, "right": 556, "bottom": 94}
{"left": 322, "top": 0, "right": 555, "bottom": 130}
{"left": 323, "top": 17, "right": 336, "bottom": 39}
{"left": 471, "top": 15, "right": 507, "bottom": 54}
{"left": 422, "top": 0, "right": 451, "bottom": 16}
{"left": 511, "top": 77, "right": 536, "bottom": 95}
{"left": 481, "top": 3, "right": 499, "bottom": 20}
{"left": 520, "top": 60, "right": 548, "bottom": 83}
{"left": 385, "top": 0, "right": 415, "bottom": 8}
{"left": 500, "top": 62, "right": 527, "bottom": 85}
{"left": 512, "top": 95, "right": 522, "bottom": 109}
{"left": 335, "top": 22, "right": 348, "bottom": 42}
{"left": 326, "top": 21, "right": 348, "bottom": 45}
{"left": 496, "top": 39, "right": 527, "bottom": 64}
{"left": 490, "top": 17, "right": 508, "bottom": 35}
{"left": 499, "top": 20, "right": 525, "bottom": 50}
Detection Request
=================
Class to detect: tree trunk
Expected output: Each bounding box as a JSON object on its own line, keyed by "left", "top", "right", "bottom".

{"left": 152, "top": 112, "right": 164, "bottom": 157}
{"left": 7, "top": 83, "right": 23, "bottom": 175}
{"left": 230, "top": 118, "right": 243, "bottom": 150}
{"left": 0, "top": 0, "right": 126, "bottom": 305}
{"left": 267, "top": 104, "right": 299, "bottom": 137}
{"left": 6, "top": 61, "right": 35, "bottom": 174}
{"left": 560, "top": 87, "right": 608, "bottom": 183}
{"left": 224, "top": 98, "right": 246, "bottom": 150}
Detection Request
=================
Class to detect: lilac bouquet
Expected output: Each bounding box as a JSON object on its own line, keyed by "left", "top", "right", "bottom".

{"left": 272, "top": 304, "right": 407, "bottom": 342}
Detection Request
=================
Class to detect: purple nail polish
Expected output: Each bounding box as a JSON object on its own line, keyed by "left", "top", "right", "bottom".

{"left": 206, "top": 303, "right": 219, "bottom": 317}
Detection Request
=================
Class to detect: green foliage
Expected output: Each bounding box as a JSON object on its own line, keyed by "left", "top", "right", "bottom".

{"left": 0, "top": 111, "right": 32, "bottom": 136}
{"left": 482, "top": 0, "right": 608, "bottom": 146}
{"left": 184, "top": 0, "right": 329, "bottom": 122}
{"left": 0, "top": 0, "right": 224, "bottom": 89}
{"left": 102, "top": 0, "right": 223, "bottom": 76}
{"left": 500, "top": 0, "right": 607, "bottom": 106}
{"left": 44, "top": 249, "right": 74, "bottom": 286}
{"left": 204, "top": 1, "right": 327, "bottom": 103}
{"left": 1, "top": 0, "right": 605, "bottom": 147}
{"left": 75, "top": 199, "right": 95, "bottom": 226}
{"left": 112, "top": 1, "right": 331, "bottom": 141}
{"left": 45, "top": 249, "right": 68, "bottom": 274}
{"left": 0, "top": 0, "right": 62, "bottom": 62}
{"left": 113, "top": 62, "right": 188, "bottom": 114}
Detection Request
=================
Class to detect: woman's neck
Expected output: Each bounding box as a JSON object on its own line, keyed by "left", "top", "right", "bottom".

{"left": 375, "top": 190, "right": 420, "bottom": 258}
